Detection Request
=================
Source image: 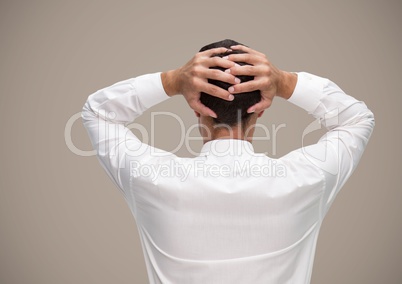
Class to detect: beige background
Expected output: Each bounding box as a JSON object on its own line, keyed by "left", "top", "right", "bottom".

{"left": 1, "top": 0, "right": 401, "bottom": 283}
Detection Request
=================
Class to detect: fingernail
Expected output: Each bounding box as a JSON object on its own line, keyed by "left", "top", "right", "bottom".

{"left": 223, "top": 56, "right": 229, "bottom": 60}
{"left": 225, "top": 69, "right": 231, "bottom": 73}
{"left": 229, "top": 94, "right": 235, "bottom": 101}
{"left": 234, "top": 63, "right": 240, "bottom": 67}
{"left": 235, "top": 78, "right": 241, "bottom": 84}
{"left": 228, "top": 87, "right": 234, "bottom": 93}
{"left": 209, "top": 113, "right": 217, "bottom": 118}
{"left": 248, "top": 108, "right": 255, "bottom": 113}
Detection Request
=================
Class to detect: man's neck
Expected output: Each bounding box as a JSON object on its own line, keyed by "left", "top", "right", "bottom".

{"left": 204, "top": 126, "right": 253, "bottom": 144}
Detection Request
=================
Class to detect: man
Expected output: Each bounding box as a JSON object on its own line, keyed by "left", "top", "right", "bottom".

{"left": 81, "top": 39, "right": 374, "bottom": 284}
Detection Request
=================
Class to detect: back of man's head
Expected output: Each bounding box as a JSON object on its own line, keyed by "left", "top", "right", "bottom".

{"left": 199, "top": 39, "right": 261, "bottom": 128}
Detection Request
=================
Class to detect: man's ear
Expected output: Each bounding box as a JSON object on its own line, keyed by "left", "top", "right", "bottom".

{"left": 194, "top": 111, "right": 200, "bottom": 118}
{"left": 257, "top": 110, "right": 265, "bottom": 118}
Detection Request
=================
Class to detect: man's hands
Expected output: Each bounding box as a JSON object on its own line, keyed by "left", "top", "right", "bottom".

{"left": 224, "top": 45, "right": 297, "bottom": 113}
{"left": 161, "top": 45, "right": 297, "bottom": 117}
{"left": 161, "top": 47, "right": 240, "bottom": 118}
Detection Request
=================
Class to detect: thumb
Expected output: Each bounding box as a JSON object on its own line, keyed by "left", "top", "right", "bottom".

{"left": 189, "top": 100, "right": 217, "bottom": 118}
{"left": 247, "top": 98, "right": 272, "bottom": 113}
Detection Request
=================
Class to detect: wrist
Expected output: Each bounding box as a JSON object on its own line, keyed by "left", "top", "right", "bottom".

{"left": 277, "top": 71, "right": 298, "bottom": 100}
{"left": 161, "top": 69, "right": 180, "bottom": 97}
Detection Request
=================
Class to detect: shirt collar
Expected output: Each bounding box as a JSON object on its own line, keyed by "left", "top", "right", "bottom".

{"left": 199, "top": 139, "right": 255, "bottom": 157}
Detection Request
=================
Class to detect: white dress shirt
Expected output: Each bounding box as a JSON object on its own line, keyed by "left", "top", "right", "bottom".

{"left": 81, "top": 72, "right": 375, "bottom": 284}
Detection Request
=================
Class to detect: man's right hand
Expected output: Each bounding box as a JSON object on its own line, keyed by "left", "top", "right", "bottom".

{"left": 224, "top": 45, "right": 298, "bottom": 114}
{"left": 161, "top": 47, "right": 240, "bottom": 118}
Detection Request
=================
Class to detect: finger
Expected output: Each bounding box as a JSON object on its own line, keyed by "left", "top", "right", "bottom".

{"left": 199, "top": 81, "right": 235, "bottom": 101}
{"left": 225, "top": 65, "right": 258, "bottom": 77}
{"left": 230, "top": 45, "right": 266, "bottom": 57}
{"left": 206, "top": 56, "right": 236, "bottom": 69}
{"left": 225, "top": 53, "right": 262, "bottom": 65}
{"left": 200, "top": 47, "right": 231, "bottom": 57}
{"left": 202, "top": 68, "right": 240, "bottom": 85}
{"left": 229, "top": 45, "right": 255, "bottom": 54}
{"left": 228, "top": 80, "right": 260, "bottom": 94}
{"left": 247, "top": 98, "right": 272, "bottom": 113}
{"left": 189, "top": 99, "right": 217, "bottom": 118}
{"left": 226, "top": 64, "right": 270, "bottom": 77}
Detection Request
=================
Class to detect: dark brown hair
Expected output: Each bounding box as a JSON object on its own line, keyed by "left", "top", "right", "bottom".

{"left": 199, "top": 39, "right": 261, "bottom": 128}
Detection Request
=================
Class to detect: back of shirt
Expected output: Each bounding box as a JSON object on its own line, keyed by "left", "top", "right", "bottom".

{"left": 82, "top": 72, "right": 374, "bottom": 283}
{"left": 128, "top": 146, "right": 325, "bottom": 283}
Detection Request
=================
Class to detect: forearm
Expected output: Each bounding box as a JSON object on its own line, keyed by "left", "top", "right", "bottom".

{"left": 82, "top": 73, "right": 169, "bottom": 126}
{"left": 81, "top": 73, "right": 171, "bottom": 192}
{"left": 161, "top": 69, "right": 180, "bottom": 97}
{"left": 287, "top": 72, "right": 375, "bottom": 129}
{"left": 286, "top": 71, "right": 374, "bottom": 187}
{"left": 277, "top": 71, "right": 298, "bottom": 100}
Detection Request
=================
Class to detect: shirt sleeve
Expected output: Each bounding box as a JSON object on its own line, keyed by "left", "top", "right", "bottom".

{"left": 81, "top": 72, "right": 171, "bottom": 197}
{"left": 284, "top": 72, "right": 375, "bottom": 218}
